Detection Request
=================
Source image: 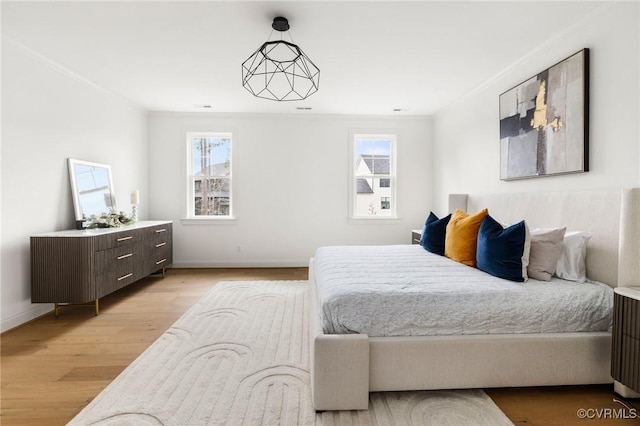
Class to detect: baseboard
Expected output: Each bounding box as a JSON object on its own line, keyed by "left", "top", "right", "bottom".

{"left": 173, "top": 259, "right": 309, "bottom": 268}
{"left": 1, "top": 303, "right": 53, "bottom": 334}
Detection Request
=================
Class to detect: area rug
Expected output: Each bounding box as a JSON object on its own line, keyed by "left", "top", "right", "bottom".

{"left": 68, "top": 281, "right": 513, "bottom": 426}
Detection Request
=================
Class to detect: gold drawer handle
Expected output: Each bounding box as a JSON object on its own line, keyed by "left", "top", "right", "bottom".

{"left": 117, "top": 273, "right": 133, "bottom": 281}
{"left": 117, "top": 253, "right": 133, "bottom": 260}
{"left": 156, "top": 259, "right": 167, "bottom": 265}
{"left": 155, "top": 242, "right": 166, "bottom": 248}
{"left": 155, "top": 229, "right": 167, "bottom": 233}
{"left": 117, "top": 236, "right": 133, "bottom": 242}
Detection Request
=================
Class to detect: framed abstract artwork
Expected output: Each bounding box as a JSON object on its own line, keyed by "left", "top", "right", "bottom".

{"left": 499, "top": 49, "right": 589, "bottom": 180}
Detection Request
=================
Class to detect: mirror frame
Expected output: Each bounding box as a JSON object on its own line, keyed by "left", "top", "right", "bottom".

{"left": 68, "top": 158, "right": 117, "bottom": 222}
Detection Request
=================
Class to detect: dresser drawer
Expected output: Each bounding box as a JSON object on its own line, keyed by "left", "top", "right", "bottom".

{"left": 96, "top": 267, "right": 136, "bottom": 298}
{"left": 149, "top": 255, "right": 169, "bottom": 272}
{"left": 94, "top": 228, "right": 144, "bottom": 250}
{"left": 148, "top": 236, "right": 169, "bottom": 255}
{"left": 143, "top": 224, "right": 171, "bottom": 247}
{"left": 94, "top": 245, "right": 137, "bottom": 275}
{"left": 142, "top": 246, "right": 169, "bottom": 275}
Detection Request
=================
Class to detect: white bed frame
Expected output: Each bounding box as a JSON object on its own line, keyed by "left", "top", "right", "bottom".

{"left": 309, "top": 188, "right": 640, "bottom": 410}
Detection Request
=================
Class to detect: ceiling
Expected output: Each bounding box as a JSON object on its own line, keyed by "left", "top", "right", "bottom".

{"left": 2, "top": 1, "right": 605, "bottom": 115}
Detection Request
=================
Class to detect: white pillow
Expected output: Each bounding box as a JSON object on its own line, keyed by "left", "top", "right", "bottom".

{"left": 554, "top": 231, "right": 592, "bottom": 282}
{"left": 528, "top": 227, "right": 566, "bottom": 281}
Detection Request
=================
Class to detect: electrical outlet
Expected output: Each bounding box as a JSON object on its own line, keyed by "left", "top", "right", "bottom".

{"left": 236, "top": 245, "right": 241, "bottom": 253}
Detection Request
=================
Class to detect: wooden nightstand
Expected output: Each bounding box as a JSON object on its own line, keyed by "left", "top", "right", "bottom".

{"left": 612, "top": 287, "right": 640, "bottom": 398}
{"left": 411, "top": 229, "right": 422, "bottom": 245}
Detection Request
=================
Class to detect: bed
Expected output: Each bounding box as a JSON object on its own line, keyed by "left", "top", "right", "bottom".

{"left": 309, "top": 188, "right": 640, "bottom": 411}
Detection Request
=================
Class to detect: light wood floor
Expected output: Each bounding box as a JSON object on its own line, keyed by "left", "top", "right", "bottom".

{"left": 2, "top": 268, "right": 638, "bottom": 425}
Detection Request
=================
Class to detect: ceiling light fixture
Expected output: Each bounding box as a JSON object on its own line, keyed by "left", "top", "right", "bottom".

{"left": 242, "top": 17, "right": 320, "bottom": 101}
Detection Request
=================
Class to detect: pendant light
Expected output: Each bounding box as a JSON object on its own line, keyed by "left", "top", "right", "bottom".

{"left": 242, "top": 17, "right": 320, "bottom": 101}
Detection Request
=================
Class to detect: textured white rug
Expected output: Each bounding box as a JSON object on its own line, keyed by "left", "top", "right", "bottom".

{"left": 69, "top": 281, "right": 514, "bottom": 426}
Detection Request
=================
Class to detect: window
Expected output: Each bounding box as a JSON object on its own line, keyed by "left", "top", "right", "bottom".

{"left": 351, "top": 133, "right": 396, "bottom": 218}
{"left": 381, "top": 197, "right": 390, "bottom": 210}
{"left": 186, "top": 132, "right": 233, "bottom": 218}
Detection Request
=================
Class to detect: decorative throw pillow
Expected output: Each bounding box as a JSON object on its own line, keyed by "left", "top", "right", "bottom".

{"left": 444, "top": 208, "right": 489, "bottom": 267}
{"left": 420, "top": 212, "right": 452, "bottom": 256}
{"left": 527, "top": 227, "right": 566, "bottom": 281}
{"left": 555, "top": 231, "right": 592, "bottom": 282}
{"left": 476, "top": 215, "right": 530, "bottom": 282}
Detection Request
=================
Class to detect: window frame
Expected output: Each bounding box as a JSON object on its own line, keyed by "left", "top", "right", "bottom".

{"left": 184, "top": 131, "right": 235, "bottom": 223}
{"left": 349, "top": 132, "right": 398, "bottom": 221}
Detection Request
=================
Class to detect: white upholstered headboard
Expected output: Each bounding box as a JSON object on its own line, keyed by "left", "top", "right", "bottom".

{"left": 448, "top": 188, "right": 640, "bottom": 288}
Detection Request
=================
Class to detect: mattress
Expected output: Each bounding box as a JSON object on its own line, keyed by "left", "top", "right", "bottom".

{"left": 314, "top": 245, "right": 614, "bottom": 337}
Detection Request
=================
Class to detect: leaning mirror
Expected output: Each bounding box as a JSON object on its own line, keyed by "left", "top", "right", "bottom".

{"left": 68, "top": 159, "right": 116, "bottom": 228}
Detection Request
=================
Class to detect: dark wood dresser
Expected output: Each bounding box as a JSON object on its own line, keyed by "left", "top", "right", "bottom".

{"left": 31, "top": 221, "right": 173, "bottom": 315}
{"left": 612, "top": 286, "right": 640, "bottom": 398}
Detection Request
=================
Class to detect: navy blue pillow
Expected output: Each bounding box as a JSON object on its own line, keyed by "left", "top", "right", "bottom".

{"left": 420, "top": 212, "right": 451, "bottom": 256}
{"left": 476, "top": 215, "right": 527, "bottom": 282}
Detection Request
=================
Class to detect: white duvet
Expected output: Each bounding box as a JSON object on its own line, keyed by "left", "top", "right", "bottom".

{"left": 314, "top": 245, "right": 613, "bottom": 337}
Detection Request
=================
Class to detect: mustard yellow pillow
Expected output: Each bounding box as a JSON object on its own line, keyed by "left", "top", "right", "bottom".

{"left": 444, "top": 208, "right": 489, "bottom": 267}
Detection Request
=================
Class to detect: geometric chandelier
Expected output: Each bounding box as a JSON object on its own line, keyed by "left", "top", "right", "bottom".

{"left": 241, "top": 17, "right": 320, "bottom": 101}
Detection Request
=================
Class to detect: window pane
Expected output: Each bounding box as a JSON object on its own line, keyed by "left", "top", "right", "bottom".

{"left": 354, "top": 178, "right": 393, "bottom": 216}
{"left": 192, "top": 137, "right": 231, "bottom": 176}
{"left": 354, "top": 138, "right": 391, "bottom": 174}
{"left": 193, "top": 196, "right": 230, "bottom": 216}
{"left": 193, "top": 177, "right": 231, "bottom": 216}
{"left": 193, "top": 177, "right": 230, "bottom": 216}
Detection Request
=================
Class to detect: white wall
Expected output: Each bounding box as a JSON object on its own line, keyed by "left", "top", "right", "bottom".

{"left": 432, "top": 2, "right": 640, "bottom": 213}
{"left": 1, "top": 37, "right": 149, "bottom": 332}
{"left": 149, "top": 113, "right": 431, "bottom": 267}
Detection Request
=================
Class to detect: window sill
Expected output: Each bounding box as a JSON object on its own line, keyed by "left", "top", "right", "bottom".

{"left": 348, "top": 216, "right": 401, "bottom": 225}
{"left": 181, "top": 217, "right": 238, "bottom": 225}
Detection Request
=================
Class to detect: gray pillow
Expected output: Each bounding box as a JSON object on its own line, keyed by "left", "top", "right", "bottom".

{"left": 527, "top": 227, "right": 566, "bottom": 281}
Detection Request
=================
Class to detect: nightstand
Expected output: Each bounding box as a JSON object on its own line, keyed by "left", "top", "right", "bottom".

{"left": 612, "top": 287, "right": 640, "bottom": 398}
{"left": 411, "top": 229, "right": 422, "bottom": 245}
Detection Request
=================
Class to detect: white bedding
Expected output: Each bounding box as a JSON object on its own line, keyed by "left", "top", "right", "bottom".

{"left": 314, "top": 245, "right": 613, "bottom": 337}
